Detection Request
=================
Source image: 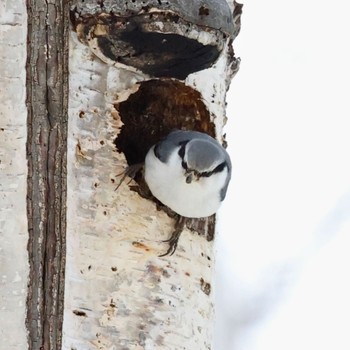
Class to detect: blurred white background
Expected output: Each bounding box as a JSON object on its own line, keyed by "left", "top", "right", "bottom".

{"left": 215, "top": 1, "right": 350, "bottom": 349}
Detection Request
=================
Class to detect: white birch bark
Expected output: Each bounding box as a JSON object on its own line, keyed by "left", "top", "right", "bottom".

{"left": 0, "top": 0, "right": 240, "bottom": 349}
{"left": 0, "top": 1, "right": 28, "bottom": 349}
{"left": 62, "top": 16, "right": 236, "bottom": 350}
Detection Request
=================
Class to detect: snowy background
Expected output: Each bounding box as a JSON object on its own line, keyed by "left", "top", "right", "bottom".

{"left": 215, "top": 1, "right": 350, "bottom": 349}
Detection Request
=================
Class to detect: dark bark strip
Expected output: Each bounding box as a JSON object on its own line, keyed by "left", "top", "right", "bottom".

{"left": 26, "top": 1, "right": 69, "bottom": 349}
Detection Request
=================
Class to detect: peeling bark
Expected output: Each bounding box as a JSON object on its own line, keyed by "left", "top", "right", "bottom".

{"left": 25, "top": 1, "right": 69, "bottom": 349}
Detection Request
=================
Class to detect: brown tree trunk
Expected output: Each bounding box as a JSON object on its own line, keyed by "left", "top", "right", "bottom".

{"left": 26, "top": 1, "right": 69, "bottom": 349}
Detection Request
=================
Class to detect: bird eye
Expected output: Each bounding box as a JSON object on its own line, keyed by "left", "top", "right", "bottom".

{"left": 153, "top": 144, "right": 161, "bottom": 159}
{"left": 178, "top": 141, "right": 188, "bottom": 160}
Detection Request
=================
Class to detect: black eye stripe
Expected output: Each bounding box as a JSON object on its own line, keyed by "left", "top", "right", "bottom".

{"left": 177, "top": 141, "right": 188, "bottom": 160}
{"left": 200, "top": 162, "right": 227, "bottom": 178}
{"left": 153, "top": 143, "right": 161, "bottom": 159}
{"left": 181, "top": 160, "right": 188, "bottom": 170}
{"left": 214, "top": 162, "right": 226, "bottom": 173}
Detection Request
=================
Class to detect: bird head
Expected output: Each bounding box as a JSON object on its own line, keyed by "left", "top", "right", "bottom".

{"left": 181, "top": 139, "right": 226, "bottom": 184}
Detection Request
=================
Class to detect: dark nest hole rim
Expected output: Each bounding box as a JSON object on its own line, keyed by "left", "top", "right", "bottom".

{"left": 113, "top": 79, "right": 216, "bottom": 173}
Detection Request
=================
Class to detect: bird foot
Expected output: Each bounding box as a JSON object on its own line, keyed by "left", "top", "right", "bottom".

{"left": 159, "top": 216, "right": 186, "bottom": 257}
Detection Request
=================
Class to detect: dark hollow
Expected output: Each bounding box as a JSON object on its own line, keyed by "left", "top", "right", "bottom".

{"left": 114, "top": 79, "right": 215, "bottom": 166}
{"left": 98, "top": 31, "right": 220, "bottom": 80}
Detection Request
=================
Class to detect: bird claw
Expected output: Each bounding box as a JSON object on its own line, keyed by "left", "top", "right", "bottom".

{"left": 158, "top": 241, "right": 178, "bottom": 257}
{"left": 115, "top": 163, "right": 144, "bottom": 191}
{"left": 158, "top": 216, "right": 186, "bottom": 257}
{"left": 159, "top": 230, "right": 181, "bottom": 257}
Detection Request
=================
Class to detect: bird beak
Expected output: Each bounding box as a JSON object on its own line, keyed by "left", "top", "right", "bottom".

{"left": 186, "top": 173, "right": 193, "bottom": 184}
{"left": 185, "top": 171, "right": 200, "bottom": 183}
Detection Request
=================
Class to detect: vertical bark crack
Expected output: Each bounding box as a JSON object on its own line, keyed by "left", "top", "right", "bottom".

{"left": 26, "top": 1, "right": 68, "bottom": 349}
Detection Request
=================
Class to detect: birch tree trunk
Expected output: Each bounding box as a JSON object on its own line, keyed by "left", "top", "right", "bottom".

{"left": 0, "top": 0, "right": 242, "bottom": 349}
{"left": 0, "top": 1, "right": 28, "bottom": 348}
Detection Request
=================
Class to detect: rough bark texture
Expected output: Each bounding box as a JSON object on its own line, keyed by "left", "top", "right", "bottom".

{"left": 62, "top": 1, "right": 241, "bottom": 349}
{"left": 26, "top": 1, "right": 69, "bottom": 349}
{"left": 70, "top": 0, "right": 235, "bottom": 79}
{"left": 0, "top": 2, "right": 29, "bottom": 349}
{"left": 72, "top": 0, "right": 235, "bottom": 34}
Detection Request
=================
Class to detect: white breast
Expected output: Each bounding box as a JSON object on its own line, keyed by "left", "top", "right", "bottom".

{"left": 144, "top": 146, "right": 227, "bottom": 218}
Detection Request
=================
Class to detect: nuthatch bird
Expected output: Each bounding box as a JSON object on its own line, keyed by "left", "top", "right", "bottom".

{"left": 144, "top": 130, "right": 232, "bottom": 256}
